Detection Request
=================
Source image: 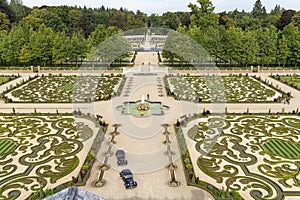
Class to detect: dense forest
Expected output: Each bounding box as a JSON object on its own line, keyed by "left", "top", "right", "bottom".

{"left": 0, "top": 0, "right": 300, "bottom": 67}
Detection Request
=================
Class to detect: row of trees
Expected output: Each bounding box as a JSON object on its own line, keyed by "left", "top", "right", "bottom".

{"left": 162, "top": 0, "right": 300, "bottom": 67}
{"left": 1, "top": 0, "right": 300, "bottom": 67}
{"left": 164, "top": 24, "right": 299, "bottom": 67}
{"left": 0, "top": 22, "right": 128, "bottom": 66}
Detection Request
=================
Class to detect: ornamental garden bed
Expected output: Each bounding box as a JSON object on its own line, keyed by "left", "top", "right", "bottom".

{"left": 0, "top": 113, "right": 105, "bottom": 200}
{"left": 175, "top": 113, "right": 300, "bottom": 200}
{"left": 3, "top": 74, "right": 126, "bottom": 103}
{"left": 165, "top": 74, "right": 286, "bottom": 103}
{"left": 270, "top": 74, "right": 300, "bottom": 91}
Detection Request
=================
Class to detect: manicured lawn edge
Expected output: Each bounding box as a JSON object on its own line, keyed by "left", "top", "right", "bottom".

{"left": 269, "top": 74, "right": 300, "bottom": 91}
{"left": 0, "top": 74, "right": 20, "bottom": 86}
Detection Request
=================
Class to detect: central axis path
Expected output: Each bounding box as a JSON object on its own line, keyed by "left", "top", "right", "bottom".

{"left": 83, "top": 53, "right": 214, "bottom": 200}
{"left": 134, "top": 52, "right": 159, "bottom": 67}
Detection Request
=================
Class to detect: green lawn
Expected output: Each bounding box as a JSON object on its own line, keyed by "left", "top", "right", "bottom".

{"left": 0, "top": 139, "right": 17, "bottom": 155}
{"left": 262, "top": 139, "right": 300, "bottom": 159}
{"left": 276, "top": 75, "right": 300, "bottom": 90}
{"left": 59, "top": 84, "right": 74, "bottom": 91}
{"left": 0, "top": 76, "right": 13, "bottom": 85}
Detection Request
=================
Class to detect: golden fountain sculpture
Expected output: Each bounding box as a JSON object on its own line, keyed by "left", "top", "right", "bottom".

{"left": 137, "top": 95, "right": 149, "bottom": 116}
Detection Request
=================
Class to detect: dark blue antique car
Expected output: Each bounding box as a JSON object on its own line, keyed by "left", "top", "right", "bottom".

{"left": 116, "top": 149, "right": 128, "bottom": 166}
{"left": 119, "top": 169, "right": 137, "bottom": 189}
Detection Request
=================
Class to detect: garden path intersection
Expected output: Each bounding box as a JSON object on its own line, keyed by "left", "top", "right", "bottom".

{"left": 0, "top": 52, "right": 299, "bottom": 200}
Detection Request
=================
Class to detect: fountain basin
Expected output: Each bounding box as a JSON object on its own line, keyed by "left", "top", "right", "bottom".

{"left": 116, "top": 100, "right": 169, "bottom": 118}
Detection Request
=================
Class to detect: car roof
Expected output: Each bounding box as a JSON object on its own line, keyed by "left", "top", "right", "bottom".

{"left": 116, "top": 150, "right": 125, "bottom": 154}
{"left": 121, "top": 169, "right": 132, "bottom": 174}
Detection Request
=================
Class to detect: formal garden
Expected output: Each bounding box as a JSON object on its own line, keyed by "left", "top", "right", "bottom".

{"left": 271, "top": 74, "right": 300, "bottom": 91}
{"left": 165, "top": 74, "right": 285, "bottom": 103}
{"left": 176, "top": 114, "right": 300, "bottom": 200}
{"left": 0, "top": 113, "right": 105, "bottom": 200}
{"left": 3, "top": 74, "right": 125, "bottom": 103}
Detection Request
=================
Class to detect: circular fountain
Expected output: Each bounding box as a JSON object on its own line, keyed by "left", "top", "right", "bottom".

{"left": 116, "top": 95, "right": 169, "bottom": 117}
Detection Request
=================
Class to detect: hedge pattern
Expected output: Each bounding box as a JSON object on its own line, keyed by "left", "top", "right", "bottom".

{"left": 166, "top": 75, "right": 284, "bottom": 103}
{"left": 5, "top": 74, "right": 124, "bottom": 103}
{"left": 0, "top": 114, "right": 95, "bottom": 200}
{"left": 183, "top": 115, "right": 300, "bottom": 200}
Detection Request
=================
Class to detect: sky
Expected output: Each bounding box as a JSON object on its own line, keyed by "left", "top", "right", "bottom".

{"left": 21, "top": 0, "right": 300, "bottom": 15}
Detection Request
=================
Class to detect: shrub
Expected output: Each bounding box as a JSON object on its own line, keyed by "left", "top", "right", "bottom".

{"left": 82, "top": 163, "right": 90, "bottom": 171}
{"left": 184, "top": 158, "right": 191, "bottom": 164}
{"left": 86, "top": 152, "right": 95, "bottom": 162}
{"left": 44, "top": 188, "right": 55, "bottom": 197}
{"left": 186, "top": 164, "right": 193, "bottom": 171}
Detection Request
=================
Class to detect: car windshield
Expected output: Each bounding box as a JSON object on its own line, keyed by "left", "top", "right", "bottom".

{"left": 117, "top": 150, "right": 124, "bottom": 154}
{"left": 124, "top": 174, "right": 133, "bottom": 179}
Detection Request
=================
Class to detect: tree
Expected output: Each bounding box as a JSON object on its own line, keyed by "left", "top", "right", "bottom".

{"left": 9, "top": 0, "right": 29, "bottom": 23}
{"left": 0, "top": 0, "right": 14, "bottom": 21}
{"left": 291, "top": 11, "right": 300, "bottom": 29}
{"left": 0, "top": 11, "right": 10, "bottom": 31}
{"left": 109, "top": 11, "right": 126, "bottom": 30}
{"left": 277, "top": 33, "right": 289, "bottom": 67}
{"left": 0, "top": 29, "right": 8, "bottom": 65}
{"left": 90, "top": 34, "right": 131, "bottom": 66}
{"left": 30, "top": 24, "right": 55, "bottom": 66}
{"left": 20, "top": 12, "right": 43, "bottom": 31}
{"left": 67, "top": 8, "right": 84, "bottom": 34}
{"left": 40, "top": 8, "right": 68, "bottom": 33}
{"left": 261, "top": 5, "right": 283, "bottom": 28}
{"left": 52, "top": 31, "right": 69, "bottom": 65}
{"left": 251, "top": 0, "right": 266, "bottom": 19}
{"left": 148, "top": 14, "right": 161, "bottom": 27}
{"left": 161, "top": 12, "right": 180, "bottom": 30}
{"left": 201, "top": 26, "right": 225, "bottom": 62}
{"left": 223, "top": 27, "right": 244, "bottom": 65}
{"left": 241, "top": 30, "right": 259, "bottom": 66}
{"left": 126, "top": 12, "right": 145, "bottom": 29}
{"left": 19, "top": 44, "right": 32, "bottom": 65}
{"left": 88, "top": 24, "right": 120, "bottom": 51}
{"left": 276, "top": 9, "right": 296, "bottom": 30}
{"left": 176, "top": 12, "right": 191, "bottom": 27}
{"left": 281, "top": 24, "right": 300, "bottom": 65}
{"left": 67, "top": 33, "right": 88, "bottom": 66}
{"left": 218, "top": 12, "right": 235, "bottom": 29}
{"left": 255, "top": 26, "right": 277, "bottom": 66}
{"left": 3, "top": 24, "right": 29, "bottom": 65}
{"left": 188, "top": 0, "right": 219, "bottom": 30}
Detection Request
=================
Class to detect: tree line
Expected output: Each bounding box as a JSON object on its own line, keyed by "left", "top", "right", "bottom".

{"left": 162, "top": 0, "right": 300, "bottom": 67}
{"left": 0, "top": 0, "right": 300, "bottom": 67}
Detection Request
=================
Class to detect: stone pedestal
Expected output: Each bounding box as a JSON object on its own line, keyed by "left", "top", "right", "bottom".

{"left": 94, "top": 179, "right": 106, "bottom": 187}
